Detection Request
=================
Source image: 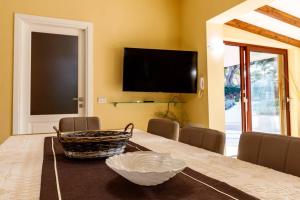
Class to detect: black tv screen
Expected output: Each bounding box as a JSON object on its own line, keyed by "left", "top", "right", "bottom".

{"left": 123, "top": 48, "right": 198, "bottom": 93}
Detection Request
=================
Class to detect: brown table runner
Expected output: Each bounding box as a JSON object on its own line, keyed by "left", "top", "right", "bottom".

{"left": 40, "top": 137, "right": 258, "bottom": 200}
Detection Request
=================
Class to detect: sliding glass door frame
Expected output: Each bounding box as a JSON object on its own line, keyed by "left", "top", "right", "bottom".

{"left": 224, "top": 41, "right": 291, "bottom": 136}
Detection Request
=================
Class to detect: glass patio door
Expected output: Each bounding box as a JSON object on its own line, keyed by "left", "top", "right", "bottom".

{"left": 245, "top": 47, "right": 290, "bottom": 135}
{"left": 224, "top": 42, "right": 290, "bottom": 156}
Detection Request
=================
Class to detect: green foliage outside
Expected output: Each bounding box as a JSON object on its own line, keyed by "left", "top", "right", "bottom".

{"left": 224, "top": 57, "right": 280, "bottom": 115}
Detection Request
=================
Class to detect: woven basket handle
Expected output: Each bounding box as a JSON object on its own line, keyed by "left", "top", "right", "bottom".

{"left": 124, "top": 123, "right": 134, "bottom": 137}
{"left": 53, "top": 126, "right": 62, "bottom": 142}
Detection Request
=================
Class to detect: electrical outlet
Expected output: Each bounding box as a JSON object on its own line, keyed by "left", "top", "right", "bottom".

{"left": 97, "top": 96, "right": 107, "bottom": 104}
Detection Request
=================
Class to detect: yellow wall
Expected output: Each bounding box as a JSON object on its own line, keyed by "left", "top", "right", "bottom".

{"left": 0, "top": 0, "right": 182, "bottom": 143}
{"left": 223, "top": 25, "right": 300, "bottom": 137}
{"left": 179, "top": 0, "right": 245, "bottom": 128}
{"left": 0, "top": 0, "right": 254, "bottom": 143}
{"left": 288, "top": 48, "right": 300, "bottom": 137}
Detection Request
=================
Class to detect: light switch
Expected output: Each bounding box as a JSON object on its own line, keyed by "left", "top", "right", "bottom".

{"left": 97, "top": 96, "right": 107, "bottom": 104}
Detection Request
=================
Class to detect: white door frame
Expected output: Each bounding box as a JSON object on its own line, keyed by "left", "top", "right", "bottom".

{"left": 13, "top": 13, "right": 94, "bottom": 135}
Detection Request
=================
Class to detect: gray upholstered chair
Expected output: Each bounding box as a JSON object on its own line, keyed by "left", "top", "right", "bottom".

{"left": 179, "top": 127, "right": 225, "bottom": 154}
{"left": 238, "top": 132, "right": 300, "bottom": 177}
{"left": 58, "top": 117, "right": 100, "bottom": 132}
{"left": 147, "top": 118, "right": 179, "bottom": 141}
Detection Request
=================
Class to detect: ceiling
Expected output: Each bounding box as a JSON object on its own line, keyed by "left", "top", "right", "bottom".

{"left": 238, "top": 11, "right": 300, "bottom": 40}
{"left": 270, "top": 0, "right": 300, "bottom": 18}
{"left": 225, "top": 0, "right": 300, "bottom": 48}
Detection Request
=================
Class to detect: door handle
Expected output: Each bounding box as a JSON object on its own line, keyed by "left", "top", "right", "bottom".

{"left": 243, "top": 97, "right": 248, "bottom": 112}
{"left": 79, "top": 103, "right": 84, "bottom": 108}
{"left": 73, "top": 97, "right": 84, "bottom": 102}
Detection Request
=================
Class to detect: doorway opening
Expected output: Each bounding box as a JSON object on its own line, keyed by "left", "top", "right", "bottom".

{"left": 224, "top": 42, "right": 290, "bottom": 156}
{"left": 224, "top": 45, "right": 242, "bottom": 156}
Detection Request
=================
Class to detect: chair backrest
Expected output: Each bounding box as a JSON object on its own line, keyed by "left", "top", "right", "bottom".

{"left": 238, "top": 132, "right": 300, "bottom": 177}
{"left": 147, "top": 118, "right": 179, "bottom": 141}
{"left": 179, "top": 127, "right": 225, "bottom": 154}
{"left": 59, "top": 117, "right": 100, "bottom": 132}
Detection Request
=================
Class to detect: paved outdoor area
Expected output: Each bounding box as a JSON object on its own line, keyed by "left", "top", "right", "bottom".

{"left": 225, "top": 131, "right": 241, "bottom": 156}
{"left": 225, "top": 102, "right": 280, "bottom": 156}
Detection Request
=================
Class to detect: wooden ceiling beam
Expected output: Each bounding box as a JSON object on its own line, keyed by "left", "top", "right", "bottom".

{"left": 256, "top": 5, "right": 300, "bottom": 28}
{"left": 225, "top": 19, "right": 300, "bottom": 48}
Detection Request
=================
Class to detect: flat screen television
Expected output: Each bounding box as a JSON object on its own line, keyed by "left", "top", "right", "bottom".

{"left": 122, "top": 48, "right": 198, "bottom": 93}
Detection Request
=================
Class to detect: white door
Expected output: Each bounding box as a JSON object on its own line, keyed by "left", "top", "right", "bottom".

{"left": 13, "top": 14, "right": 93, "bottom": 134}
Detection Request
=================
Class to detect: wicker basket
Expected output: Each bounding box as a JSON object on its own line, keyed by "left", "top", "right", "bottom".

{"left": 53, "top": 123, "right": 134, "bottom": 159}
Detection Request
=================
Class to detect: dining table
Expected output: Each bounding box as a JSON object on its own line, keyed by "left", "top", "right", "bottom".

{"left": 1, "top": 129, "right": 300, "bottom": 200}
